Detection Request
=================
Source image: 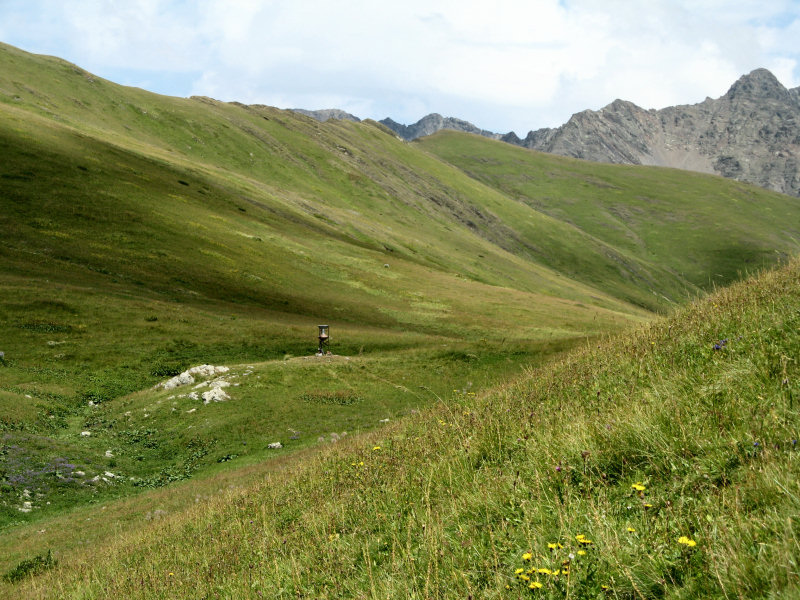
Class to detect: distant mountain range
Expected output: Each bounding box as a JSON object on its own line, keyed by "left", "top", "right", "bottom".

{"left": 294, "top": 69, "right": 800, "bottom": 197}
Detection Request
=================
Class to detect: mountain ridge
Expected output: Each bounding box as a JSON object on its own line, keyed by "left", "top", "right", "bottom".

{"left": 520, "top": 68, "right": 800, "bottom": 196}
{"left": 300, "top": 68, "right": 800, "bottom": 197}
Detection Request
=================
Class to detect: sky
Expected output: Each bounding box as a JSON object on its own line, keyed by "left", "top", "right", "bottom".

{"left": 1, "top": 0, "right": 799, "bottom": 134}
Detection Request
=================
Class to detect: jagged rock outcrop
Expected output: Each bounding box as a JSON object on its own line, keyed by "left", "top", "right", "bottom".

{"left": 292, "top": 108, "right": 361, "bottom": 122}
{"left": 379, "top": 113, "right": 501, "bottom": 141}
{"left": 290, "top": 69, "right": 799, "bottom": 196}
{"left": 520, "top": 69, "right": 800, "bottom": 197}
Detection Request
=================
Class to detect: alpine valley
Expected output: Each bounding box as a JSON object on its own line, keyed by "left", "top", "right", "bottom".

{"left": 1, "top": 41, "right": 799, "bottom": 598}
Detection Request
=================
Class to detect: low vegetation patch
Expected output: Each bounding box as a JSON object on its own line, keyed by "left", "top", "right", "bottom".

{"left": 299, "top": 389, "right": 363, "bottom": 406}
{"left": 3, "top": 550, "right": 56, "bottom": 584}
{"left": 2, "top": 41, "right": 800, "bottom": 599}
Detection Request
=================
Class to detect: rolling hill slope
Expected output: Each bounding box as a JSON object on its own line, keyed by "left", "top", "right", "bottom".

{"left": 418, "top": 131, "right": 800, "bottom": 294}
{"left": 10, "top": 250, "right": 800, "bottom": 600}
{"left": 0, "top": 41, "right": 654, "bottom": 538}
{"left": 1, "top": 41, "right": 799, "bottom": 591}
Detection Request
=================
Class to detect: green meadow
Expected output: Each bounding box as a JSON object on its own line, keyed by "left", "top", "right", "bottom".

{"left": 1, "top": 41, "right": 799, "bottom": 597}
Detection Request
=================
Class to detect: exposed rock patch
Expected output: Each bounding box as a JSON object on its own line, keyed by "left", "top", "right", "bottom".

{"left": 292, "top": 108, "right": 361, "bottom": 122}
{"left": 519, "top": 69, "right": 800, "bottom": 197}
{"left": 380, "top": 113, "right": 502, "bottom": 141}
{"left": 160, "top": 365, "right": 230, "bottom": 390}
{"left": 201, "top": 387, "right": 230, "bottom": 404}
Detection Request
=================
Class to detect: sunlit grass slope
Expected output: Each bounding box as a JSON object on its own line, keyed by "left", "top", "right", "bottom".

{"left": 0, "top": 41, "right": 645, "bottom": 535}
{"left": 10, "top": 257, "right": 798, "bottom": 599}
{"left": 4, "top": 41, "right": 799, "bottom": 317}
{"left": 0, "top": 106, "right": 636, "bottom": 534}
{"left": 2, "top": 40, "right": 799, "bottom": 596}
{"left": 0, "top": 39, "right": 662, "bottom": 396}
{"left": 418, "top": 130, "right": 800, "bottom": 300}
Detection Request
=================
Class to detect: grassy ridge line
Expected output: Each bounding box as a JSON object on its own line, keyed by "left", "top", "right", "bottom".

{"left": 0, "top": 100, "right": 642, "bottom": 326}
{"left": 0, "top": 77, "right": 646, "bottom": 317}
{"left": 6, "top": 41, "right": 799, "bottom": 316}
{"left": 0, "top": 69, "right": 647, "bottom": 537}
{"left": 3, "top": 40, "right": 579, "bottom": 299}
{"left": 15, "top": 258, "right": 800, "bottom": 599}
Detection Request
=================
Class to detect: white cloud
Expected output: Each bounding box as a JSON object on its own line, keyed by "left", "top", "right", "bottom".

{"left": 1, "top": 0, "right": 799, "bottom": 133}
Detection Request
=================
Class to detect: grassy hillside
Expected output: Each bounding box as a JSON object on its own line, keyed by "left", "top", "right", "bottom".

{"left": 3, "top": 41, "right": 799, "bottom": 316}
{"left": 0, "top": 41, "right": 645, "bottom": 534}
{"left": 418, "top": 130, "right": 800, "bottom": 297}
{"left": 9, "top": 256, "right": 799, "bottom": 599}
{"left": 1, "top": 40, "right": 799, "bottom": 597}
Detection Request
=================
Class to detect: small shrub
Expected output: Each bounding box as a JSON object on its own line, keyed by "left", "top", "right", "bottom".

{"left": 299, "top": 390, "right": 363, "bottom": 406}
{"left": 3, "top": 549, "right": 57, "bottom": 583}
{"left": 16, "top": 321, "right": 73, "bottom": 334}
{"left": 149, "top": 362, "right": 182, "bottom": 377}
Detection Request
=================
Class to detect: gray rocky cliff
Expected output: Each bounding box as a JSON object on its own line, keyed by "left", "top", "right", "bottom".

{"left": 520, "top": 69, "right": 800, "bottom": 197}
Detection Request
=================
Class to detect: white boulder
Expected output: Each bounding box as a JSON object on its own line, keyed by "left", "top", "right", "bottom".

{"left": 162, "top": 372, "right": 195, "bottom": 390}
{"left": 202, "top": 387, "right": 229, "bottom": 404}
{"left": 160, "top": 365, "right": 230, "bottom": 390}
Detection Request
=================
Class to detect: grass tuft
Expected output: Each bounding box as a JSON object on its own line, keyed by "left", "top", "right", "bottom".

{"left": 3, "top": 550, "right": 56, "bottom": 584}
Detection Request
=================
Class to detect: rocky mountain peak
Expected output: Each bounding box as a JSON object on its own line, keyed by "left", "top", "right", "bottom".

{"left": 291, "top": 108, "right": 361, "bottom": 123}
{"left": 379, "top": 113, "right": 501, "bottom": 141}
{"left": 287, "top": 68, "right": 799, "bottom": 197}
{"left": 603, "top": 98, "right": 645, "bottom": 113}
{"left": 517, "top": 67, "right": 800, "bottom": 197}
{"left": 724, "top": 68, "right": 792, "bottom": 103}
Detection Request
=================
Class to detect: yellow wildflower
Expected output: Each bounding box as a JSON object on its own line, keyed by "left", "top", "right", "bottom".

{"left": 577, "top": 550, "right": 586, "bottom": 556}
{"left": 528, "top": 581, "right": 543, "bottom": 589}
{"left": 627, "top": 527, "right": 636, "bottom": 533}
{"left": 631, "top": 482, "right": 646, "bottom": 492}
{"left": 522, "top": 552, "right": 533, "bottom": 561}
{"left": 678, "top": 536, "right": 697, "bottom": 547}
{"left": 515, "top": 568, "right": 525, "bottom": 575}
{"left": 520, "top": 574, "right": 530, "bottom": 581}
{"left": 372, "top": 446, "right": 381, "bottom": 451}
{"left": 537, "top": 568, "right": 552, "bottom": 575}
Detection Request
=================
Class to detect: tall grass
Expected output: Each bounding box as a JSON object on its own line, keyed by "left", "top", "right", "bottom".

{"left": 13, "top": 258, "right": 799, "bottom": 599}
